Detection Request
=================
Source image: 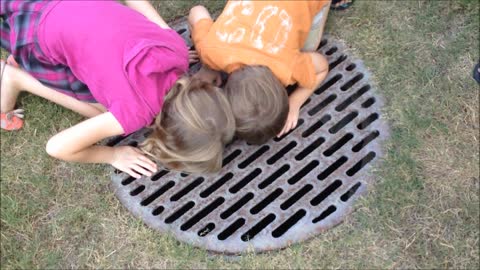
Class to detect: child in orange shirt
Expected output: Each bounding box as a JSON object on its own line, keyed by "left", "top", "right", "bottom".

{"left": 189, "top": 1, "right": 331, "bottom": 144}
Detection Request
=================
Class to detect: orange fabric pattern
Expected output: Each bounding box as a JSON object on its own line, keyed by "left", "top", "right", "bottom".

{"left": 192, "top": 0, "right": 330, "bottom": 89}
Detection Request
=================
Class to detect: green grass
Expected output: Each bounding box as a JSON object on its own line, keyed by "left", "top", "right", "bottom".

{"left": 1, "top": 0, "right": 479, "bottom": 268}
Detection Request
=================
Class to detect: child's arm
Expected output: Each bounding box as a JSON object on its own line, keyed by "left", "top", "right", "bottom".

{"left": 124, "top": 0, "right": 170, "bottom": 29}
{"left": 46, "top": 112, "right": 157, "bottom": 178}
{"left": 277, "top": 52, "right": 329, "bottom": 137}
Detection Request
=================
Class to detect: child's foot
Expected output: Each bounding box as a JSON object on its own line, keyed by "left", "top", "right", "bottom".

{"left": 331, "top": 0, "right": 354, "bottom": 11}
{"left": 0, "top": 60, "right": 24, "bottom": 131}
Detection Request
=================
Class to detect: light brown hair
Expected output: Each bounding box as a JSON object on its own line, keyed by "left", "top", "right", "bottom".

{"left": 224, "top": 65, "right": 288, "bottom": 145}
{"left": 141, "top": 77, "right": 235, "bottom": 173}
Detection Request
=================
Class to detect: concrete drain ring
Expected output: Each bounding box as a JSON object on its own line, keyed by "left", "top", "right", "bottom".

{"left": 109, "top": 20, "right": 389, "bottom": 254}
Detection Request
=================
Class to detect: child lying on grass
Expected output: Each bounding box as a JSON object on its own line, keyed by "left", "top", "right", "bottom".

{"left": 1, "top": 0, "right": 235, "bottom": 177}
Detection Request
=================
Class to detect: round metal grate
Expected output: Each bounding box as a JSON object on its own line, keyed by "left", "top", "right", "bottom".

{"left": 109, "top": 19, "right": 389, "bottom": 254}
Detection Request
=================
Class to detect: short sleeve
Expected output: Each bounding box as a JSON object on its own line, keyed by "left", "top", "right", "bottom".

{"left": 291, "top": 53, "right": 318, "bottom": 89}
{"left": 109, "top": 99, "right": 153, "bottom": 136}
{"left": 191, "top": 18, "right": 214, "bottom": 51}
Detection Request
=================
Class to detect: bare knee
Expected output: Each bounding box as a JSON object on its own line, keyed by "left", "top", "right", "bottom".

{"left": 188, "top": 5, "right": 211, "bottom": 27}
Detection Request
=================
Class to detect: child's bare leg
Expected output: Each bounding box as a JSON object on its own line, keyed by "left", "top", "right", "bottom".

{"left": 1, "top": 62, "right": 104, "bottom": 118}
{"left": 302, "top": 2, "right": 331, "bottom": 52}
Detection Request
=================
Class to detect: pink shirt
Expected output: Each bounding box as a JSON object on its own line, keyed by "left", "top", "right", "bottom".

{"left": 37, "top": 1, "right": 188, "bottom": 135}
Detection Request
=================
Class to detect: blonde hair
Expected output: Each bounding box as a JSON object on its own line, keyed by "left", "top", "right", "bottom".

{"left": 224, "top": 65, "right": 288, "bottom": 145}
{"left": 140, "top": 77, "right": 235, "bottom": 173}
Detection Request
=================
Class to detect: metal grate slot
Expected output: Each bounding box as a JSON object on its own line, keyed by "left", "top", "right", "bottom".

{"left": 238, "top": 145, "right": 270, "bottom": 169}
{"left": 221, "top": 192, "right": 254, "bottom": 219}
{"left": 222, "top": 149, "right": 242, "bottom": 167}
{"left": 315, "top": 74, "right": 342, "bottom": 95}
{"left": 318, "top": 39, "right": 327, "bottom": 49}
{"left": 218, "top": 218, "right": 246, "bottom": 240}
{"left": 361, "top": 97, "right": 376, "bottom": 108}
{"left": 176, "top": 28, "right": 187, "bottom": 35}
{"left": 295, "top": 136, "right": 326, "bottom": 161}
{"left": 122, "top": 176, "right": 136, "bottom": 186}
{"left": 346, "top": 63, "right": 356, "bottom": 71}
{"left": 181, "top": 197, "right": 225, "bottom": 231}
{"left": 325, "top": 46, "right": 338, "bottom": 55}
{"left": 317, "top": 156, "right": 348, "bottom": 180}
{"left": 165, "top": 201, "right": 195, "bottom": 224}
{"left": 152, "top": 205, "right": 165, "bottom": 216}
{"left": 250, "top": 188, "right": 283, "bottom": 214}
{"left": 341, "top": 73, "right": 364, "bottom": 91}
{"left": 258, "top": 164, "right": 290, "bottom": 189}
{"left": 200, "top": 173, "right": 234, "bottom": 198}
{"left": 130, "top": 185, "right": 145, "bottom": 196}
{"left": 310, "top": 179, "right": 343, "bottom": 206}
{"left": 328, "top": 111, "right": 358, "bottom": 134}
{"left": 288, "top": 160, "right": 319, "bottom": 185}
{"left": 198, "top": 223, "right": 215, "bottom": 237}
{"left": 312, "top": 205, "right": 337, "bottom": 223}
{"left": 329, "top": 55, "right": 348, "bottom": 71}
{"left": 151, "top": 170, "right": 169, "bottom": 181}
{"left": 106, "top": 135, "right": 125, "bottom": 147}
{"left": 280, "top": 184, "right": 313, "bottom": 210}
{"left": 267, "top": 141, "right": 297, "bottom": 164}
{"left": 357, "top": 113, "right": 379, "bottom": 130}
{"left": 241, "top": 213, "right": 276, "bottom": 241}
{"left": 170, "top": 177, "right": 204, "bottom": 201}
{"left": 229, "top": 169, "right": 262, "bottom": 194}
{"left": 335, "top": 85, "right": 371, "bottom": 111}
{"left": 346, "top": 152, "right": 376, "bottom": 176}
{"left": 308, "top": 95, "right": 336, "bottom": 116}
{"left": 302, "top": 114, "right": 331, "bottom": 137}
{"left": 352, "top": 131, "right": 380, "bottom": 152}
{"left": 274, "top": 119, "right": 305, "bottom": 142}
{"left": 141, "top": 181, "right": 175, "bottom": 206}
{"left": 272, "top": 209, "right": 306, "bottom": 238}
{"left": 340, "top": 182, "right": 362, "bottom": 202}
{"left": 323, "top": 133, "right": 354, "bottom": 157}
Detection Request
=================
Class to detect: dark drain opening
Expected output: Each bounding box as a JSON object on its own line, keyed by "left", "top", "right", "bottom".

{"left": 141, "top": 181, "right": 175, "bottom": 206}
{"left": 346, "top": 152, "right": 376, "bottom": 177}
{"left": 267, "top": 141, "right": 297, "bottom": 164}
{"left": 238, "top": 145, "right": 270, "bottom": 169}
{"left": 340, "top": 182, "right": 362, "bottom": 202}
{"left": 315, "top": 75, "right": 342, "bottom": 95}
{"left": 170, "top": 177, "right": 204, "bottom": 201}
{"left": 152, "top": 205, "right": 164, "bottom": 216}
{"left": 130, "top": 185, "right": 145, "bottom": 196}
{"left": 318, "top": 156, "right": 348, "bottom": 180}
{"left": 346, "top": 63, "right": 356, "bottom": 71}
{"left": 200, "top": 173, "right": 234, "bottom": 198}
{"left": 122, "top": 176, "right": 136, "bottom": 186}
{"left": 198, "top": 222, "right": 215, "bottom": 237}
{"left": 250, "top": 188, "right": 283, "bottom": 215}
{"left": 323, "top": 133, "right": 354, "bottom": 157}
{"left": 311, "top": 179, "right": 343, "bottom": 206}
{"left": 222, "top": 149, "right": 242, "bottom": 167}
{"left": 181, "top": 197, "right": 225, "bottom": 231}
{"left": 274, "top": 119, "right": 305, "bottom": 142}
{"left": 357, "top": 113, "right": 379, "bottom": 130}
{"left": 325, "top": 46, "right": 337, "bottom": 55}
{"left": 288, "top": 160, "right": 319, "bottom": 185}
{"left": 272, "top": 209, "right": 306, "bottom": 238}
{"left": 312, "top": 205, "right": 336, "bottom": 223}
{"left": 328, "top": 111, "right": 358, "bottom": 134}
{"left": 218, "top": 218, "right": 245, "bottom": 241}
{"left": 165, "top": 201, "right": 195, "bottom": 224}
{"left": 302, "top": 114, "right": 331, "bottom": 137}
{"left": 295, "top": 136, "right": 326, "bottom": 161}
{"left": 151, "top": 170, "right": 169, "bottom": 181}
{"left": 341, "top": 73, "right": 364, "bottom": 91}
{"left": 329, "top": 55, "right": 347, "bottom": 71}
{"left": 241, "top": 213, "right": 276, "bottom": 242}
{"left": 335, "top": 85, "right": 371, "bottom": 112}
{"left": 258, "top": 164, "right": 290, "bottom": 189}
{"left": 361, "top": 97, "right": 376, "bottom": 108}
{"left": 352, "top": 130, "right": 380, "bottom": 152}
{"left": 221, "top": 192, "right": 254, "bottom": 219}
{"left": 280, "top": 184, "right": 313, "bottom": 210}
{"left": 229, "top": 169, "right": 262, "bottom": 193}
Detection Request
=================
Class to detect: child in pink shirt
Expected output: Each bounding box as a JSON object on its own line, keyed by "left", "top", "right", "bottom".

{"left": 1, "top": 0, "right": 235, "bottom": 176}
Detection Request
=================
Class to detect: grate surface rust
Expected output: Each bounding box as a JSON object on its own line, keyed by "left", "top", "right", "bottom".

{"left": 109, "top": 20, "right": 389, "bottom": 254}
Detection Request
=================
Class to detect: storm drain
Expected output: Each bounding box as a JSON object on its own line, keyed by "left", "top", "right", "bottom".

{"left": 109, "top": 19, "right": 389, "bottom": 254}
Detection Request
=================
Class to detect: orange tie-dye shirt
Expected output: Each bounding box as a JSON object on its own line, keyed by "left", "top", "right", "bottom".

{"left": 192, "top": 0, "right": 330, "bottom": 89}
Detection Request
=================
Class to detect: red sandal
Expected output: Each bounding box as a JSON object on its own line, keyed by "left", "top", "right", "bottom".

{"left": 1, "top": 59, "right": 24, "bottom": 131}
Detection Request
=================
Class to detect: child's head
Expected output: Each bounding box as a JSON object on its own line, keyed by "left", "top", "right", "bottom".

{"left": 224, "top": 65, "right": 288, "bottom": 145}
{"left": 141, "top": 77, "right": 235, "bottom": 173}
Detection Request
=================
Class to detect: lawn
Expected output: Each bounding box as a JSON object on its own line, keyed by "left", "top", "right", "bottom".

{"left": 1, "top": 0, "right": 479, "bottom": 268}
